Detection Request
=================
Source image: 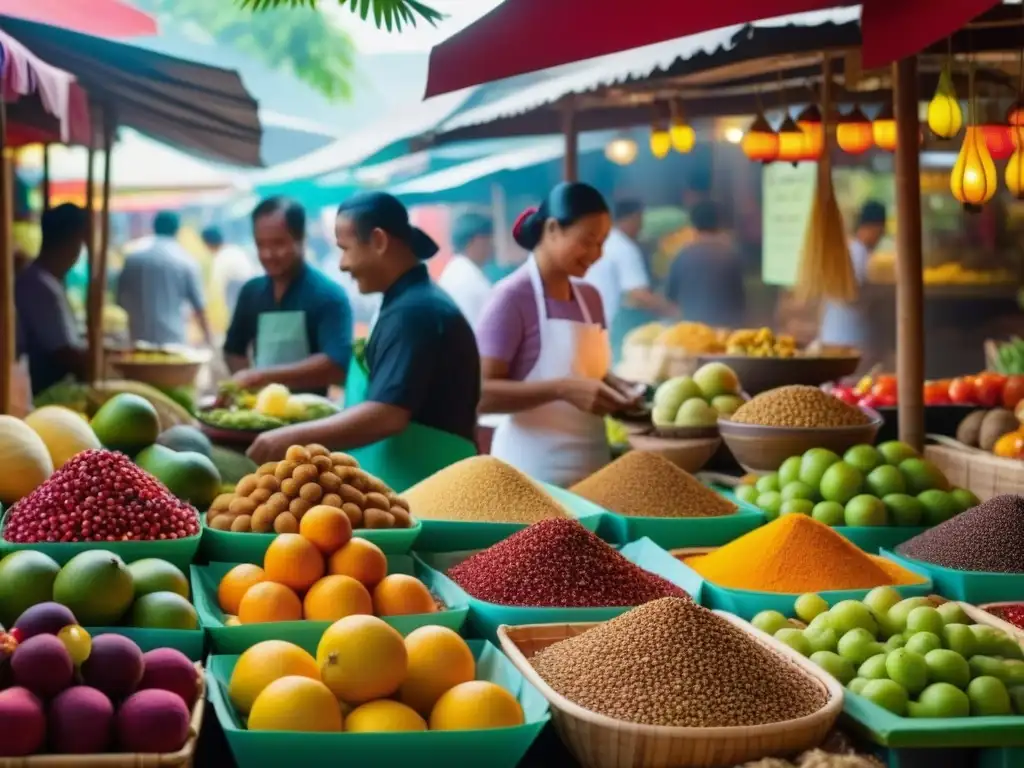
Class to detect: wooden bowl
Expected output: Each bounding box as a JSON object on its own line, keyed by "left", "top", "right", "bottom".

{"left": 718, "top": 410, "right": 883, "bottom": 474}
{"left": 696, "top": 351, "right": 860, "bottom": 396}
{"left": 628, "top": 433, "right": 721, "bottom": 473}
{"left": 108, "top": 347, "right": 211, "bottom": 389}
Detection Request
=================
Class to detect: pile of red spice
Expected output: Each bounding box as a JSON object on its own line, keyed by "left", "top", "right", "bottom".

{"left": 989, "top": 604, "right": 1024, "bottom": 631}
{"left": 447, "top": 518, "right": 690, "bottom": 607}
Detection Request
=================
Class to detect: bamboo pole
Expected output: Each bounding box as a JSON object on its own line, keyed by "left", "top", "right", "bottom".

{"left": 42, "top": 143, "right": 50, "bottom": 210}
{"left": 892, "top": 56, "right": 925, "bottom": 451}
{"left": 87, "top": 107, "right": 113, "bottom": 385}
{"left": 562, "top": 97, "right": 578, "bottom": 182}
{"left": 0, "top": 99, "right": 11, "bottom": 415}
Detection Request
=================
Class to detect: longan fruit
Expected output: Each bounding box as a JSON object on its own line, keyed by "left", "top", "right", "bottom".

{"left": 249, "top": 488, "right": 272, "bottom": 505}
{"left": 364, "top": 508, "right": 394, "bottom": 529}
{"left": 206, "top": 507, "right": 221, "bottom": 524}
{"left": 251, "top": 505, "right": 276, "bottom": 533}
{"left": 280, "top": 478, "right": 300, "bottom": 497}
{"left": 267, "top": 492, "right": 290, "bottom": 514}
{"left": 274, "top": 460, "right": 298, "bottom": 481}
{"left": 289, "top": 497, "right": 313, "bottom": 518}
{"left": 292, "top": 464, "right": 319, "bottom": 486}
{"left": 211, "top": 493, "right": 234, "bottom": 512}
{"left": 299, "top": 483, "right": 323, "bottom": 503}
{"left": 228, "top": 497, "right": 258, "bottom": 516}
{"left": 365, "top": 477, "right": 390, "bottom": 496}
{"left": 347, "top": 471, "right": 370, "bottom": 493}
{"left": 209, "top": 514, "right": 234, "bottom": 531}
{"left": 311, "top": 455, "right": 333, "bottom": 473}
{"left": 257, "top": 475, "right": 280, "bottom": 493}
{"left": 318, "top": 472, "right": 341, "bottom": 493}
{"left": 333, "top": 466, "right": 358, "bottom": 484}
{"left": 306, "top": 443, "right": 329, "bottom": 457}
{"left": 274, "top": 512, "right": 299, "bottom": 533}
{"left": 330, "top": 451, "right": 358, "bottom": 467}
{"left": 389, "top": 507, "right": 412, "bottom": 528}
{"left": 285, "top": 445, "right": 311, "bottom": 463}
{"left": 258, "top": 461, "right": 278, "bottom": 476}
{"left": 322, "top": 493, "right": 343, "bottom": 508}
{"left": 388, "top": 494, "right": 410, "bottom": 512}
{"left": 365, "top": 492, "right": 390, "bottom": 511}
{"left": 235, "top": 474, "right": 259, "bottom": 497}
{"left": 341, "top": 502, "right": 364, "bottom": 528}
{"left": 339, "top": 484, "right": 365, "bottom": 507}
{"left": 230, "top": 514, "right": 253, "bottom": 532}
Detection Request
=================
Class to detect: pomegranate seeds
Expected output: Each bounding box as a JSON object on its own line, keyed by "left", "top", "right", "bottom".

{"left": 3, "top": 449, "right": 200, "bottom": 544}
{"left": 447, "top": 518, "right": 690, "bottom": 608}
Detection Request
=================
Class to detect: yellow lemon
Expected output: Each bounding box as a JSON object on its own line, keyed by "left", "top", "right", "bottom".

{"left": 228, "top": 640, "right": 320, "bottom": 715}
{"left": 248, "top": 676, "right": 342, "bottom": 732}
{"left": 399, "top": 626, "right": 475, "bottom": 716}
{"left": 429, "top": 681, "right": 525, "bottom": 731}
{"left": 344, "top": 700, "right": 427, "bottom": 733}
{"left": 317, "top": 615, "right": 407, "bottom": 704}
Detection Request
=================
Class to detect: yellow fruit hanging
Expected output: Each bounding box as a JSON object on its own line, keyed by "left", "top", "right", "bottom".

{"left": 951, "top": 126, "right": 998, "bottom": 210}
{"left": 927, "top": 64, "right": 963, "bottom": 139}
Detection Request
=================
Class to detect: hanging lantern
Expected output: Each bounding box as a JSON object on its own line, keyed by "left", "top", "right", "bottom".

{"left": 1007, "top": 98, "right": 1024, "bottom": 127}
{"left": 872, "top": 101, "right": 897, "bottom": 151}
{"left": 836, "top": 106, "right": 874, "bottom": 154}
{"left": 951, "top": 126, "right": 998, "bottom": 211}
{"left": 605, "top": 136, "right": 638, "bottom": 166}
{"left": 981, "top": 124, "right": 1015, "bottom": 160}
{"left": 741, "top": 113, "right": 778, "bottom": 163}
{"left": 928, "top": 64, "right": 963, "bottom": 139}
{"left": 796, "top": 104, "right": 823, "bottom": 161}
{"left": 669, "top": 102, "right": 695, "bottom": 154}
{"left": 776, "top": 115, "right": 805, "bottom": 165}
{"left": 1007, "top": 146, "right": 1024, "bottom": 199}
{"left": 649, "top": 123, "right": 671, "bottom": 159}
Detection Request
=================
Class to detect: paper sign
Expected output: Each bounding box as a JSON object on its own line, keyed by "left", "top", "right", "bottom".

{"left": 762, "top": 163, "right": 817, "bottom": 286}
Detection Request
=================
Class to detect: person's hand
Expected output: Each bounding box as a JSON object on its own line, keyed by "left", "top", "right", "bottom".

{"left": 559, "top": 377, "right": 633, "bottom": 416}
{"left": 246, "top": 427, "right": 297, "bottom": 464}
{"left": 232, "top": 368, "right": 266, "bottom": 391}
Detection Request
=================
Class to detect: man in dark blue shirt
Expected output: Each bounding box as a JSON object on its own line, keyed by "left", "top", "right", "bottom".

{"left": 247, "top": 193, "right": 480, "bottom": 491}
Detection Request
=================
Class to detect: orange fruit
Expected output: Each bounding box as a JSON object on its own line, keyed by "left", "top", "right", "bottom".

{"left": 400, "top": 626, "right": 475, "bottom": 715}
{"left": 248, "top": 676, "right": 343, "bottom": 732}
{"left": 327, "top": 537, "right": 388, "bottom": 588}
{"left": 218, "top": 564, "right": 267, "bottom": 615}
{"left": 238, "top": 581, "right": 303, "bottom": 624}
{"left": 344, "top": 700, "right": 426, "bottom": 733}
{"left": 372, "top": 574, "right": 437, "bottom": 617}
{"left": 429, "top": 681, "right": 525, "bottom": 730}
{"left": 228, "top": 640, "right": 320, "bottom": 715}
{"left": 303, "top": 575, "right": 373, "bottom": 622}
{"left": 317, "top": 615, "right": 407, "bottom": 704}
{"left": 264, "top": 533, "right": 325, "bottom": 592}
{"left": 299, "top": 505, "right": 353, "bottom": 554}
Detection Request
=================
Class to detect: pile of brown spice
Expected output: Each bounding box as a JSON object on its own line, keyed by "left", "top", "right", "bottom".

{"left": 729, "top": 385, "right": 871, "bottom": 428}
{"left": 569, "top": 450, "right": 737, "bottom": 518}
{"left": 404, "top": 456, "right": 568, "bottom": 524}
{"left": 530, "top": 597, "right": 828, "bottom": 727}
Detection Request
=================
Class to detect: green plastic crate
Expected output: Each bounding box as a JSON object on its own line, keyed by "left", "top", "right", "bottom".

{"left": 207, "top": 640, "right": 550, "bottom": 768}
{"left": 84, "top": 627, "right": 205, "bottom": 660}
{"left": 881, "top": 549, "right": 1024, "bottom": 604}
{"left": 834, "top": 527, "right": 929, "bottom": 554}
{"left": 192, "top": 556, "right": 469, "bottom": 654}
{"left": 415, "top": 537, "right": 703, "bottom": 641}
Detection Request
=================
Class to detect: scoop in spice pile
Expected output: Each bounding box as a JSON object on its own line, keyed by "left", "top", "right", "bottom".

{"left": 896, "top": 494, "right": 1024, "bottom": 573}
{"left": 530, "top": 597, "right": 829, "bottom": 727}
{"left": 570, "top": 450, "right": 737, "bottom": 518}
{"left": 404, "top": 456, "right": 568, "bottom": 524}
{"left": 684, "top": 515, "right": 925, "bottom": 593}
{"left": 3, "top": 449, "right": 200, "bottom": 543}
{"left": 447, "top": 519, "right": 689, "bottom": 607}
{"left": 729, "top": 385, "right": 871, "bottom": 428}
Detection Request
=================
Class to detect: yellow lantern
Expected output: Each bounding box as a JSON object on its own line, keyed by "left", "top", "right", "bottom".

{"left": 836, "top": 107, "right": 874, "bottom": 154}
{"left": 1007, "top": 146, "right": 1024, "bottom": 199}
{"left": 669, "top": 101, "right": 695, "bottom": 154}
{"left": 796, "top": 104, "right": 823, "bottom": 161}
{"left": 775, "top": 116, "right": 804, "bottom": 165}
{"left": 951, "top": 125, "right": 998, "bottom": 211}
{"left": 649, "top": 124, "right": 671, "bottom": 159}
{"left": 741, "top": 113, "right": 778, "bottom": 163}
{"left": 873, "top": 101, "right": 897, "bottom": 151}
{"left": 928, "top": 64, "right": 963, "bottom": 139}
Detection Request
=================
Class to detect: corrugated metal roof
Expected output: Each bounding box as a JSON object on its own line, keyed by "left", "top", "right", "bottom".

{"left": 439, "top": 8, "right": 860, "bottom": 133}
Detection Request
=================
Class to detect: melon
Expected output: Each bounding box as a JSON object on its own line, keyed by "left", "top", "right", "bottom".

{"left": 24, "top": 406, "right": 102, "bottom": 469}
{"left": 0, "top": 416, "right": 54, "bottom": 506}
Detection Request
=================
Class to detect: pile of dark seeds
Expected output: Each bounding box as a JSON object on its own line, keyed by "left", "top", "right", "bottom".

{"left": 530, "top": 597, "right": 828, "bottom": 727}
{"left": 896, "top": 494, "right": 1024, "bottom": 573}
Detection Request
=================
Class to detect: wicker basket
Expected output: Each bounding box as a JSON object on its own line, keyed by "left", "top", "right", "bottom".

{"left": 924, "top": 443, "right": 1024, "bottom": 501}
{"left": 497, "top": 615, "right": 843, "bottom": 768}
{"left": 0, "top": 664, "right": 206, "bottom": 768}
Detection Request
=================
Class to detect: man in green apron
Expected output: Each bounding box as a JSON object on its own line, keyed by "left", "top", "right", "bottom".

{"left": 246, "top": 193, "right": 480, "bottom": 492}
{"left": 224, "top": 197, "right": 353, "bottom": 396}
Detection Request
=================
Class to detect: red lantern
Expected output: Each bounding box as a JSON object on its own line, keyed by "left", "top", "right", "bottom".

{"left": 837, "top": 106, "right": 874, "bottom": 154}
{"left": 741, "top": 113, "right": 779, "bottom": 163}
{"left": 872, "top": 102, "right": 897, "bottom": 151}
{"left": 981, "top": 124, "right": 1015, "bottom": 161}
{"left": 776, "top": 116, "right": 805, "bottom": 164}
{"left": 796, "top": 104, "right": 824, "bottom": 161}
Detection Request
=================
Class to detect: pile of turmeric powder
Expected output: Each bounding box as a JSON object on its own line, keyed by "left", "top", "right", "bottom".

{"left": 684, "top": 515, "right": 925, "bottom": 593}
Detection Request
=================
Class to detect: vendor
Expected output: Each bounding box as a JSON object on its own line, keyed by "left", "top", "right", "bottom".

{"left": 246, "top": 193, "right": 480, "bottom": 491}
{"left": 476, "top": 182, "right": 640, "bottom": 487}
{"left": 224, "top": 197, "right": 353, "bottom": 396}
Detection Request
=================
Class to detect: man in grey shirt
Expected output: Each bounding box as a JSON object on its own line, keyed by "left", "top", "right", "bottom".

{"left": 116, "top": 211, "right": 213, "bottom": 346}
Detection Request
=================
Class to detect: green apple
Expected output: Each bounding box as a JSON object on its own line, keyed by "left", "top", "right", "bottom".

{"left": 861, "top": 679, "right": 909, "bottom": 715}
{"left": 844, "top": 495, "right": 888, "bottom": 527}
{"left": 882, "top": 494, "right": 925, "bottom": 527}
{"left": 756, "top": 492, "right": 783, "bottom": 521}
{"left": 885, "top": 634, "right": 907, "bottom": 652}
{"left": 751, "top": 610, "right": 790, "bottom": 636}
{"left": 877, "top": 440, "right": 920, "bottom": 466}
{"left": 778, "top": 456, "right": 803, "bottom": 487}
{"left": 780, "top": 499, "right": 814, "bottom": 517}
{"left": 967, "top": 676, "right": 1012, "bottom": 716}
{"left": 838, "top": 629, "right": 884, "bottom": 665}
{"left": 810, "top": 651, "right": 856, "bottom": 685}
{"left": 799, "top": 448, "right": 841, "bottom": 489}
{"left": 755, "top": 473, "right": 780, "bottom": 494}
{"left": 829, "top": 600, "right": 879, "bottom": 635}
{"left": 917, "top": 490, "right": 961, "bottom": 526}
{"left": 848, "top": 677, "right": 870, "bottom": 695}
{"left": 711, "top": 394, "right": 745, "bottom": 416}
{"left": 906, "top": 607, "right": 945, "bottom": 637}
{"left": 969, "top": 655, "right": 1009, "bottom": 682}
{"left": 887, "top": 598, "right": 933, "bottom": 635}
{"left": 858, "top": 653, "right": 890, "bottom": 680}
{"left": 735, "top": 484, "right": 759, "bottom": 505}
{"left": 865, "top": 465, "right": 906, "bottom": 498}
{"left": 864, "top": 586, "right": 903, "bottom": 621}
{"left": 654, "top": 375, "right": 703, "bottom": 411}
{"left": 885, "top": 649, "right": 929, "bottom": 696}
{"left": 905, "top": 632, "right": 942, "bottom": 656}
{"left": 908, "top": 683, "right": 970, "bottom": 718}
{"left": 795, "top": 593, "right": 829, "bottom": 623}
{"left": 819, "top": 462, "right": 864, "bottom": 505}
{"left": 970, "top": 625, "right": 1005, "bottom": 656}
{"left": 844, "top": 444, "right": 883, "bottom": 475}
{"left": 899, "top": 458, "right": 952, "bottom": 494}
{"left": 775, "top": 628, "right": 811, "bottom": 656}
{"left": 1009, "top": 685, "right": 1024, "bottom": 714}
{"left": 1002, "top": 660, "right": 1024, "bottom": 687}
{"left": 804, "top": 627, "right": 839, "bottom": 654}
{"left": 924, "top": 649, "right": 971, "bottom": 689}
{"left": 936, "top": 602, "right": 970, "bottom": 626}
{"left": 807, "top": 612, "right": 834, "bottom": 633}
{"left": 781, "top": 481, "right": 816, "bottom": 502}
{"left": 675, "top": 397, "right": 719, "bottom": 427}
{"left": 812, "top": 501, "right": 846, "bottom": 526}
{"left": 943, "top": 624, "right": 977, "bottom": 659}
{"left": 950, "top": 487, "right": 980, "bottom": 512}
{"left": 996, "top": 636, "right": 1024, "bottom": 661}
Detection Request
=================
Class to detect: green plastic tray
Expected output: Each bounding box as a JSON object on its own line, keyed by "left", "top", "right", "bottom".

{"left": 84, "top": 627, "right": 205, "bottom": 660}
{"left": 833, "top": 527, "right": 929, "bottom": 554}
{"left": 843, "top": 689, "right": 1024, "bottom": 748}
{"left": 881, "top": 549, "right": 1024, "bottom": 604}
{"left": 207, "top": 640, "right": 550, "bottom": 768}
{"left": 415, "top": 537, "right": 703, "bottom": 641}
{"left": 540, "top": 483, "right": 620, "bottom": 540}
{"left": 199, "top": 517, "right": 422, "bottom": 563}
{"left": 192, "top": 556, "right": 469, "bottom": 654}
{"left": 414, "top": 512, "right": 603, "bottom": 552}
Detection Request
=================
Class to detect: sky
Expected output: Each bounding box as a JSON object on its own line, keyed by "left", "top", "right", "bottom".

{"left": 324, "top": 0, "right": 504, "bottom": 53}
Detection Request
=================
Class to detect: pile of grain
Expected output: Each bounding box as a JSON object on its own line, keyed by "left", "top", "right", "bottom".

{"left": 404, "top": 456, "right": 568, "bottom": 524}
{"left": 570, "top": 451, "right": 737, "bottom": 519}
{"left": 447, "top": 519, "right": 689, "bottom": 607}
{"left": 531, "top": 597, "right": 828, "bottom": 727}
{"left": 730, "top": 385, "right": 870, "bottom": 428}
{"left": 896, "top": 494, "right": 1024, "bottom": 573}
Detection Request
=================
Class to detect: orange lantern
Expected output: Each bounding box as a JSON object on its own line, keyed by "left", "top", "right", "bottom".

{"left": 951, "top": 125, "right": 998, "bottom": 211}
{"left": 796, "top": 104, "right": 823, "bottom": 161}
{"left": 741, "top": 113, "right": 778, "bottom": 163}
{"left": 775, "top": 115, "right": 805, "bottom": 165}
{"left": 981, "top": 124, "right": 1015, "bottom": 160}
{"left": 837, "top": 106, "right": 873, "bottom": 154}
{"left": 872, "top": 102, "right": 897, "bottom": 151}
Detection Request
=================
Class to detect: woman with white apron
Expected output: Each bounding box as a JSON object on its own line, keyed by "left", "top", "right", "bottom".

{"left": 477, "top": 182, "right": 639, "bottom": 487}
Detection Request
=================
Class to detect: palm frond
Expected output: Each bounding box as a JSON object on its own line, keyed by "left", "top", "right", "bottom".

{"left": 238, "top": 0, "right": 444, "bottom": 31}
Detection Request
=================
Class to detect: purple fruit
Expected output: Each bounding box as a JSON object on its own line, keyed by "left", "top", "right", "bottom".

{"left": 116, "top": 690, "right": 190, "bottom": 753}
{"left": 13, "top": 602, "right": 77, "bottom": 640}
{"left": 80, "top": 634, "right": 144, "bottom": 700}
{"left": 139, "top": 648, "right": 199, "bottom": 709}
{"left": 12, "top": 634, "right": 74, "bottom": 699}
{"left": 0, "top": 687, "right": 46, "bottom": 756}
{"left": 49, "top": 686, "right": 114, "bottom": 754}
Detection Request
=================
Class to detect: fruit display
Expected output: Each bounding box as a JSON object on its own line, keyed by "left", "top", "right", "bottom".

{"left": 225, "top": 622, "right": 525, "bottom": 732}
{"left": 0, "top": 414, "right": 54, "bottom": 505}
{"left": 200, "top": 382, "right": 339, "bottom": 432}
{"left": 991, "top": 338, "right": 1024, "bottom": 376}
{"left": 0, "top": 613, "right": 198, "bottom": 757}
{"left": 652, "top": 362, "right": 743, "bottom": 428}
{"left": 23, "top": 405, "right": 102, "bottom": 469}
{"left": 207, "top": 443, "right": 414, "bottom": 533}
{"left": 732, "top": 385, "right": 871, "bottom": 429}
{"left": 734, "top": 442, "right": 976, "bottom": 527}
{"left": 33, "top": 378, "right": 196, "bottom": 429}
{"left": 110, "top": 348, "right": 200, "bottom": 365}
{"left": 724, "top": 328, "right": 798, "bottom": 358}
{"left": 2, "top": 449, "right": 201, "bottom": 544}
{"left": 832, "top": 372, "right": 1021, "bottom": 410}
{"left": 752, "top": 591, "right": 1024, "bottom": 719}
{"left": 652, "top": 322, "right": 725, "bottom": 354}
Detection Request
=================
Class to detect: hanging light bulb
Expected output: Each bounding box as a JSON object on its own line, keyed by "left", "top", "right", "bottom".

{"left": 836, "top": 106, "right": 874, "bottom": 154}
{"left": 796, "top": 104, "right": 823, "bottom": 161}
{"left": 649, "top": 122, "right": 671, "bottom": 159}
{"left": 669, "top": 101, "right": 695, "bottom": 154}
{"left": 981, "top": 124, "right": 1015, "bottom": 161}
{"left": 928, "top": 63, "right": 963, "bottom": 139}
{"left": 740, "top": 113, "right": 779, "bottom": 163}
{"left": 1007, "top": 145, "right": 1024, "bottom": 199}
{"left": 951, "top": 126, "right": 998, "bottom": 211}
{"left": 775, "top": 115, "right": 805, "bottom": 165}
{"left": 605, "top": 135, "right": 638, "bottom": 166}
{"left": 872, "top": 101, "right": 897, "bottom": 151}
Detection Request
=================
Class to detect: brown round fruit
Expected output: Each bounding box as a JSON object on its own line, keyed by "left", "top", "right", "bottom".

{"left": 274, "top": 512, "right": 299, "bottom": 533}
{"left": 365, "top": 492, "right": 390, "bottom": 511}
{"left": 235, "top": 475, "right": 259, "bottom": 497}
{"left": 364, "top": 509, "right": 394, "bottom": 529}
{"left": 339, "top": 485, "right": 365, "bottom": 507}
{"left": 251, "top": 506, "right": 276, "bottom": 533}
{"left": 388, "top": 495, "right": 410, "bottom": 512}
{"left": 210, "top": 515, "right": 233, "bottom": 531}
{"left": 257, "top": 475, "right": 280, "bottom": 493}
{"left": 292, "top": 464, "right": 319, "bottom": 487}
{"left": 311, "top": 455, "right": 333, "bottom": 473}
{"left": 306, "top": 444, "right": 330, "bottom": 458}
{"left": 341, "top": 503, "right": 364, "bottom": 528}
{"left": 289, "top": 498, "right": 312, "bottom": 518}
{"left": 390, "top": 507, "right": 412, "bottom": 528}
{"left": 211, "top": 493, "right": 233, "bottom": 512}
{"left": 249, "top": 488, "right": 272, "bottom": 505}
{"left": 280, "top": 478, "right": 299, "bottom": 497}
{"left": 258, "top": 462, "right": 278, "bottom": 476}
{"left": 322, "top": 493, "right": 343, "bottom": 509}
{"left": 331, "top": 452, "right": 358, "bottom": 467}
{"left": 266, "top": 493, "right": 289, "bottom": 514}
{"left": 299, "top": 483, "right": 323, "bottom": 503}
{"left": 274, "top": 461, "right": 298, "bottom": 481}
{"left": 229, "top": 497, "right": 258, "bottom": 516}
{"left": 285, "top": 445, "right": 311, "bottom": 463}
{"left": 231, "top": 515, "right": 252, "bottom": 532}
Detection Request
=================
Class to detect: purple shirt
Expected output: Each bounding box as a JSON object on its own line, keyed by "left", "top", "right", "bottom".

{"left": 475, "top": 264, "right": 606, "bottom": 380}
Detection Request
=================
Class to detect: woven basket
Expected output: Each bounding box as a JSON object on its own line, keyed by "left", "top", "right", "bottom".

{"left": 0, "top": 664, "right": 206, "bottom": 768}
{"left": 924, "top": 444, "right": 1024, "bottom": 501}
{"left": 497, "top": 614, "right": 843, "bottom": 768}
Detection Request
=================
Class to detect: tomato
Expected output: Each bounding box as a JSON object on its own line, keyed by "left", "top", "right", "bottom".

{"left": 1004, "top": 376, "right": 1024, "bottom": 410}
{"left": 974, "top": 375, "right": 1004, "bottom": 408}
{"left": 948, "top": 377, "right": 977, "bottom": 404}
{"left": 871, "top": 375, "right": 898, "bottom": 400}
{"left": 924, "top": 381, "right": 951, "bottom": 405}
{"left": 832, "top": 387, "right": 858, "bottom": 405}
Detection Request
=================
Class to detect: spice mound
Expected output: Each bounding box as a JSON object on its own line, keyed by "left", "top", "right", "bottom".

{"left": 531, "top": 597, "right": 828, "bottom": 727}
{"left": 685, "top": 515, "right": 925, "bottom": 593}
{"left": 405, "top": 456, "right": 567, "bottom": 524}
{"left": 4, "top": 449, "right": 200, "bottom": 543}
{"left": 447, "top": 519, "right": 689, "bottom": 607}
{"left": 729, "top": 385, "right": 871, "bottom": 428}
{"left": 570, "top": 451, "right": 737, "bottom": 519}
{"left": 896, "top": 493, "right": 1024, "bottom": 573}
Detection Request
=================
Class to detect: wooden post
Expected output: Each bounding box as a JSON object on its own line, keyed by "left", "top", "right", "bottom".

{"left": 0, "top": 99, "right": 11, "bottom": 414}
{"left": 87, "top": 108, "right": 114, "bottom": 385}
{"left": 893, "top": 56, "right": 925, "bottom": 451}
{"left": 562, "top": 98, "right": 578, "bottom": 182}
{"left": 84, "top": 110, "right": 98, "bottom": 383}
{"left": 41, "top": 143, "right": 51, "bottom": 210}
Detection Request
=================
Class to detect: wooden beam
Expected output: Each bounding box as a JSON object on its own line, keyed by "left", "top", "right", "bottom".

{"left": 562, "top": 98, "right": 578, "bottom": 182}
{"left": 84, "top": 112, "right": 98, "bottom": 383}
{"left": 87, "top": 107, "right": 114, "bottom": 385}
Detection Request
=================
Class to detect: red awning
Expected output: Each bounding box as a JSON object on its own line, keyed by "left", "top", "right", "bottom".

{"left": 424, "top": 0, "right": 1001, "bottom": 98}
{"left": 0, "top": 0, "right": 157, "bottom": 38}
